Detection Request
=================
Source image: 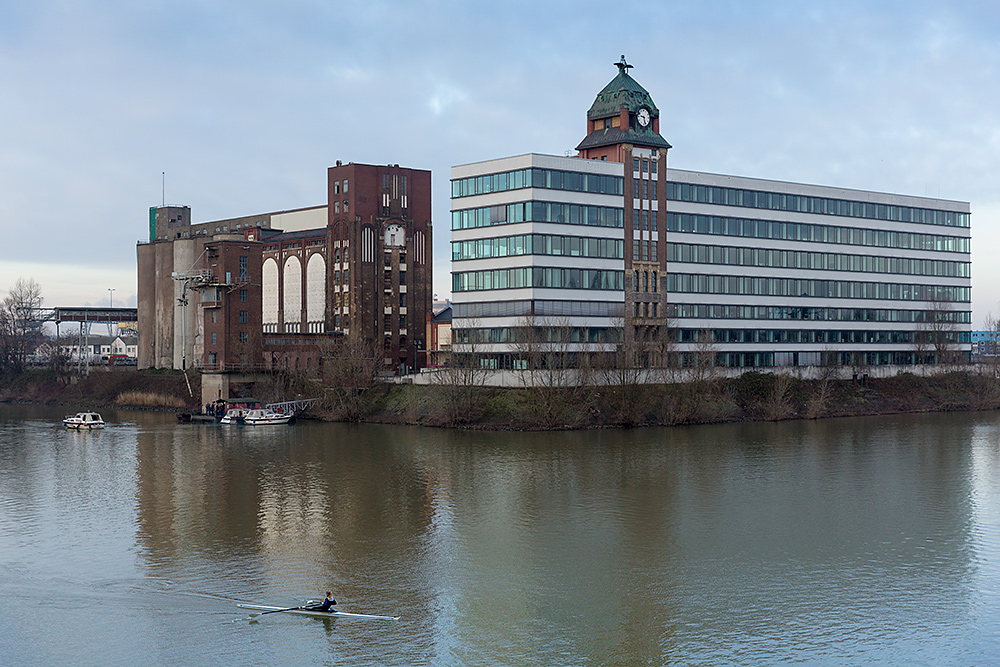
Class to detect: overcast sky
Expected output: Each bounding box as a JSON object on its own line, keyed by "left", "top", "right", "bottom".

{"left": 2, "top": 1, "right": 998, "bottom": 324}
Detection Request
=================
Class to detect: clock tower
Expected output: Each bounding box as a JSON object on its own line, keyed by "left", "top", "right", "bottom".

{"left": 577, "top": 56, "right": 672, "bottom": 365}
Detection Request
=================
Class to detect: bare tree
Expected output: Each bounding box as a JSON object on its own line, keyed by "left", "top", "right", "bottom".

{"left": 764, "top": 372, "right": 795, "bottom": 421}
{"left": 914, "top": 299, "right": 961, "bottom": 368}
{"left": 318, "top": 331, "right": 381, "bottom": 421}
{"left": 433, "top": 317, "right": 490, "bottom": 424}
{"left": 0, "top": 278, "right": 43, "bottom": 376}
{"left": 982, "top": 310, "right": 1000, "bottom": 378}
{"left": 805, "top": 347, "right": 841, "bottom": 419}
{"left": 517, "top": 314, "right": 589, "bottom": 426}
{"left": 928, "top": 299, "right": 961, "bottom": 367}
{"left": 687, "top": 328, "right": 719, "bottom": 385}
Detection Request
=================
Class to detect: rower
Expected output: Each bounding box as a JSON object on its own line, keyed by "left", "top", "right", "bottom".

{"left": 307, "top": 591, "right": 336, "bottom": 612}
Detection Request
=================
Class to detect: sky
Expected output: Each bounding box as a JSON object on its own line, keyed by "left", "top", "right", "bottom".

{"left": 2, "top": 1, "right": 999, "bottom": 324}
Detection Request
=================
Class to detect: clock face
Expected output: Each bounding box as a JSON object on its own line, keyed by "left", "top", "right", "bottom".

{"left": 384, "top": 223, "right": 405, "bottom": 248}
{"left": 637, "top": 108, "right": 651, "bottom": 127}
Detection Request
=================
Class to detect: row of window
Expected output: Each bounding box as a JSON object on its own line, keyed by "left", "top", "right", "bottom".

{"left": 453, "top": 267, "right": 624, "bottom": 292}
{"left": 452, "top": 234, "right": 624, "bottom": 261}
{"left": 452, "top": 205, "right": 968, "bottom": 256}
{"left": 670, "top": 302, "right": 971, "bottom": 324}
{"left": 451, "top": 167, "right": 624, "bottom": 198}
{"left": 208, "top": 330, "right": 250, "bottom": 345}
{"left": 633, "top": 209, "right": 657, "bottom": 231}
{"left": 455, "top": 267, "right": 971, "bottom": 302}
{"left": 667, "top": 242, "right": 970, "bottom": 278}
{"left": 453, "top": 299, "right": 624, "bottom": 319}
{"left": 453, "top": 326, "right": 969, "bottom": 346}
{"left": 450, "top": 167, "right": 967, "bottom": 228}
{"left": 447, "top": 299, "right": 973, "bottom": 325}
{"left": 451, "top": 350, "right": 966, "bottom": 370}
{"left": 667, "top": 182, "right": 969, "bottom": 228}
{"left": 452, "top": 201, "right": 624, "bottom": 230}
{"left": 666, "top": 273, "right": 970, "bottom": 303}
{"left": 455, "top": 326, "right": 618, "bottom": 345}
{"left": 667, "top": 213, "right": 969, "bottom": 254}
{"left": 675, "top": 328, "right": 968, "bottom": 345}
{"left": 633, "top": 239, "right": 658, "bottom": 263}
{"left": 631, "top": 157, "right": 658, "bottom": 175}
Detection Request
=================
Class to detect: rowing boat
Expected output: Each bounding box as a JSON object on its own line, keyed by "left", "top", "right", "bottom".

{"left": 237, "top": 603, "right": 400, "bottom": 621}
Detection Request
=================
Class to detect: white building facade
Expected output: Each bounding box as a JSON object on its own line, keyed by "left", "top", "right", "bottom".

{"left": 451, "top": 154, "right": 629, "bottom": 368}
{"left": 663, "top": 169, "right": 970, "bottom": 368}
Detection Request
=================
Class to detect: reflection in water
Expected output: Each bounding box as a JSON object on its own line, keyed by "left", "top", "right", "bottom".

{"left": 2, "top": 405, "right": 998, "bottom": 665}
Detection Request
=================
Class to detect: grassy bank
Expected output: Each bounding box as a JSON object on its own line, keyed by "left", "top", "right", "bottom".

{"left": 0, "top": 368, "right": 196, "bottom": 411}
{"left": 324, "top": 369, "right": 1000, "bottom": 429}
{"left": 4, "top": 367, "right": 999, "bottom": 429}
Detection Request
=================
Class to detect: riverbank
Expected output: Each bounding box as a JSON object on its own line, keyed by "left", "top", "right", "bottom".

{"left": 365, "top": 368, "right": 1000, "bottom": 429}
{"left": 0, "top": 368, "right": 194, "bottom": 411}
{"left": 5, "top": 366, "right": 999, "bottom": 429}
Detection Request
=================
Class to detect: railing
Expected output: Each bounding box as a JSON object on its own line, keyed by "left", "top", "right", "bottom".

{"left": 266, "top": 398, "right": 320, "bottom": 414}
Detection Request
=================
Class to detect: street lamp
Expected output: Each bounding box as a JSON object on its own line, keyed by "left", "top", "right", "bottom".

{"left": 107, "top": 288, "right": 117, "bottom": 341}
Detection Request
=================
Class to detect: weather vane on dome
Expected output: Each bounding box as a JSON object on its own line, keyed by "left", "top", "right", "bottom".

{"left": 615, "top": 55, "right": 633, "bottom": 75}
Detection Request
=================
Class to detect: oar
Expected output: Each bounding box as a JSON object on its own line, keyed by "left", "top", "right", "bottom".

{"left": 258, "top": 605, "right": 304, "bottom": 615}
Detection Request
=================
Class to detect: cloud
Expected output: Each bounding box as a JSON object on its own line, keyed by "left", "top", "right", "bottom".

{"left": 427, "top": 81, "right": 468, "bottom": 116}
{"left": 1, "top": 0, "right": 998, "bottom": 319}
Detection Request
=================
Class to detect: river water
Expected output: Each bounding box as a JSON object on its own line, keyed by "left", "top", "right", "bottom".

{"left": 1, "top": 403, "right": 999, "bottom": 666}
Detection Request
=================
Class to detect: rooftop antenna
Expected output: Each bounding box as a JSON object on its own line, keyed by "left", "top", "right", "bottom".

{"left": 162, "top": 172, "right": 165, "bottom": 207}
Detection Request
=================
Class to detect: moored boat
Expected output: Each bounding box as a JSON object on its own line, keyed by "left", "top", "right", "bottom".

{"left": 242, "top": 408, "right": 292, "bottom": 425}
{"left": 219, "top": 408, "right": 246, "bottom": 425}
{"left": 63, "top": 412, "right": 106, "bottom": 429}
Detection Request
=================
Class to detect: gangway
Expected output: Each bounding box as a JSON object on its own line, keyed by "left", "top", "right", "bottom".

{"left": 265, "top": 398, "right": 320, "bottom": 414}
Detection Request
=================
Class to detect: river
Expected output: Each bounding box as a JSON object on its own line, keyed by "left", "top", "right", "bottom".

{"left": 1, "top": 404, "right": 999, "bottom": 665}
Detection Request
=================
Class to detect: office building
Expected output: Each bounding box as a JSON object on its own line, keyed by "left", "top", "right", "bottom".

{"left": 450, "top": 58, "right": 971, "bottom": 373}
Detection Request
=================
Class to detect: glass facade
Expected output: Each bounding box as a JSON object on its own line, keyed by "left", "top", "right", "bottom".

{"left": 453, "top": 267, "right": 624, "bottom": 292}
{"left": 455, "top": 326, "right": 619, "bottom": 344}
{"left": 670, "top": 302, "right": 971, "bottom": 324}
{"left": 667, "top": 182, "right": 970, "bottom": 228}
{"left": 453, "top": 234, "right": 624, "bottom": 261}
{"left": 452, "top": 201, "right": 623, "bottom": 230}
{"left": 666, "top": 273, "right": 970, "bottom": 303}
{"left": 454, "top": 299, "right": 624, "bottom": 319}
{"left": 667, "top": 242, "right": 970, "bottom": 278}
{"left": 452, "top": 167, "right": 623, "bottom": 198}
{"left": 449, "top": 155, "right": 972, "bottom": 372}
{"left": 675, "top": 327, "right": 968, "bottom": 345}
{"left": 667, "top": 213, "right": 969, "bottom": 254}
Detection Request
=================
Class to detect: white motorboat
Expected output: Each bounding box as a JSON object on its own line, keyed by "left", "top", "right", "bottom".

{"left": 242, "top": 408, "right": 292, "bottom": 425}
{"left": 219, "top": 408, "right": 246, "bottom": 425}
{"left": 63, "top": 412, "right": 106, "bottom": 429}
{"left": 237, "top": 603, "right": 399, "bottom": 620}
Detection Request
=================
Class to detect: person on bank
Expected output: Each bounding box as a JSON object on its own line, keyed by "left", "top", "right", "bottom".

{"left": 308, "top": 592, "right": 336, "bottom": 612}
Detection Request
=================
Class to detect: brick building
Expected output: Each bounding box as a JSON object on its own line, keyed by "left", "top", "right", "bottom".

{"left": 137, "top": 161, "right": 433, "bottom": 396}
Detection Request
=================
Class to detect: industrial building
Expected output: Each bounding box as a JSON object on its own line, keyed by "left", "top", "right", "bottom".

{"left": 137, "top": 162, "right": 433, "bottom": 399}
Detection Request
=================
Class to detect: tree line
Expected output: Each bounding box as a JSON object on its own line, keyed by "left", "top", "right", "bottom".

{"left": 0, "top": 278, "right": 43, "bottom": 378}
